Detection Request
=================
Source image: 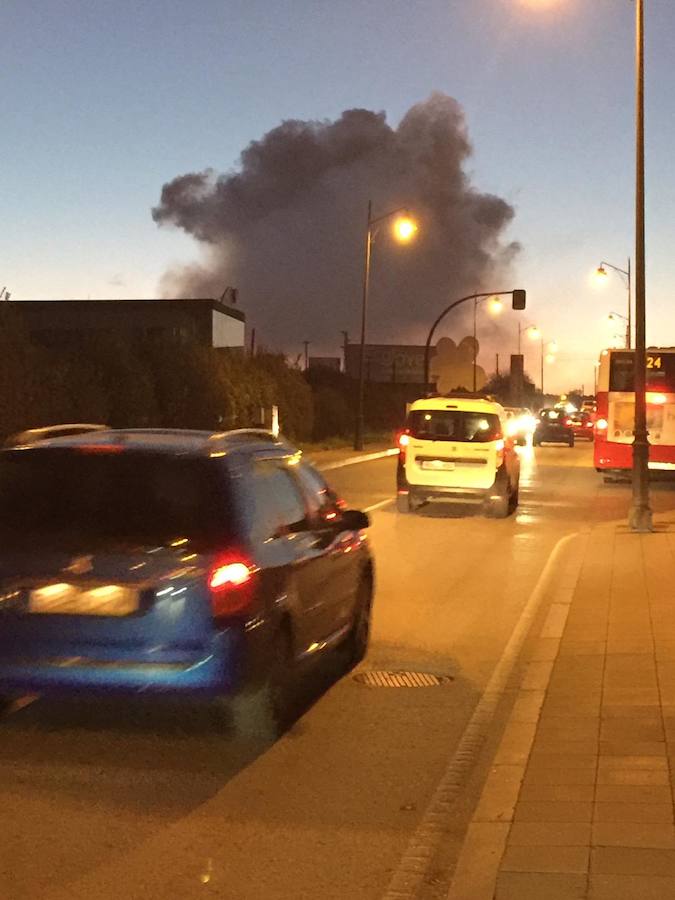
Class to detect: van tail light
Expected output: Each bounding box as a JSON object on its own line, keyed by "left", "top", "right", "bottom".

{"left": 495, "top": 437, "right": 505, "bottom": 465}
{"left": 398, "top": 432, "right": 410, "bottom": 462}
{"left": 208, "top": 556, "right": 258, "bottom": 617}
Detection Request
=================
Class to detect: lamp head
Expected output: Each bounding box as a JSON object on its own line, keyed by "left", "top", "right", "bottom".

{"left": 393, "top": 216, "right": 418, "bottom": 243}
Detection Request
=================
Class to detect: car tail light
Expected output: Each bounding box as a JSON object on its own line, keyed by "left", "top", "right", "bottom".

{"left": 596, "top": 418, "right": 608, "bottom": 431}
{"left": 586, "top": 421, "right": 593, "bottom": 428}
{"left": 208, "top": 557, "right": 258, "bottom": 617}
{"left": 398, "top": 432, "right": 410, "bottom": 462}
{"left": 564, "top": 418, "right": 572, "bottom": 426}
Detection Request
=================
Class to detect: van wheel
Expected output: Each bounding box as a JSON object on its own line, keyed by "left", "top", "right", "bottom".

{"left": 486, "top": 475, "right": 510, "bottom": 519}
{"left": 408, "top": 492, "right": 423, "bottom": 513}
{"left": 229, "top": 626, "right": 294, "bottom": 743}
{"left": 396, "top": 493, "right": 410, "bottom": 513}
{"left": 397, "top": 492, "right": 421, "bottom": 513}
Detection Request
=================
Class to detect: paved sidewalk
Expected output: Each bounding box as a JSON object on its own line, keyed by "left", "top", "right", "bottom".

{"left": 449, "top": 521, "right": 675, "bottom": 899}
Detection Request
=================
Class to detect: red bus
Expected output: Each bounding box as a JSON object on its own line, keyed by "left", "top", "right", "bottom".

{"left": 595, "top": 347, "right": 675, "bottom": 480}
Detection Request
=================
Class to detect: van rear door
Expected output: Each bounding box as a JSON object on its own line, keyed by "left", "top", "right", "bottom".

{"left": 404, "top": 407, "right": 501, "bottom": 490}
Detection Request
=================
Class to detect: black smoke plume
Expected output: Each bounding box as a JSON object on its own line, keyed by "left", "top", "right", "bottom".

{"left": 152, "top": 92, "right": 520, "bottom": 350}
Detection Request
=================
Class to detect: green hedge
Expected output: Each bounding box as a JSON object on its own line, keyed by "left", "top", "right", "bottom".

{"left": 0, "top": 307, "right": 313, "bottom": 442}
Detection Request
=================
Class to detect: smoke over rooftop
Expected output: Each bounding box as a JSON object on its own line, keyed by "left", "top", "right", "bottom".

{"left": 152, "top": 92, "right": 520, "bottom": 350}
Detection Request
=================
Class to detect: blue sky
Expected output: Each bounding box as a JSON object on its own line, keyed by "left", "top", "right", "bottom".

{"left": 2, "top": 0, "right": 674, "bottom": 393}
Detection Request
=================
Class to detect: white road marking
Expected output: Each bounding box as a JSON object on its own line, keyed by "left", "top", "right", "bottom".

{"left": 364, "top": 498, "right": 394, "bottom": 513}
{"left": 381, "top": 530, "right": 580, "bottom": 900}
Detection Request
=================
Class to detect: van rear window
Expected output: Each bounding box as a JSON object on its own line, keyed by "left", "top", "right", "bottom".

{"left": 407, "top": 410, "right": 501, "bottom": 443}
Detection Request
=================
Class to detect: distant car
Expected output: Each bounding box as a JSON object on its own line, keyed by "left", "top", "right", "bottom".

{"left": 504, "top": 407, "right": 537, "bottom": 445}
{"left": 568, "top": 410, "right": 595, "bottom": 440}
{"left": 4, "top": 423, "right": 109, "bottom": 447}
{"left": 533, "top": 408, "right": 575, "bottom": 447}
{"left": 396, "top": 395, "right": 520, "bottom": 517}
{"left": 0, "top": 429, "right": 373, "bottom": 741}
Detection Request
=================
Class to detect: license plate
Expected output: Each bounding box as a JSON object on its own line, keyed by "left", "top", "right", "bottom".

{"left": 421, "top": 460, "right": 455, "bottom": 471}
{"left": 29, "top": 583, "right": 139, "bottom": 616}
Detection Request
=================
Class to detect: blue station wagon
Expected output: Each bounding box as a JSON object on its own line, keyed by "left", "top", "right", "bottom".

{"left": 0, "top": 429, "right": 373, "bottom": 740}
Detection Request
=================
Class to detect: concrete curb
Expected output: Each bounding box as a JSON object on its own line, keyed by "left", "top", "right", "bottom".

{"left": 381, "top": 530, "right": 581, "bottom": 900}
{"left": 318, "top": 448, "right": 398, "bottom": 471}
{"left": 445, "top": 532, "right": 588, "bottom": 900}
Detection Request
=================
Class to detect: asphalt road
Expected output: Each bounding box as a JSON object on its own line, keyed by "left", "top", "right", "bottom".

{"left": 4, "top": 442, "right": 675, "bottom": 900}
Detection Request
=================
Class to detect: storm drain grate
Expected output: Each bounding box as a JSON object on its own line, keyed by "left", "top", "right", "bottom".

{"left": 353, "top": 670, "right": 453, "bottom": 688}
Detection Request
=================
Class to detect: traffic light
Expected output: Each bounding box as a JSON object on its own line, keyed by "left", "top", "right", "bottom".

{"left": 512, "top": 289, "right": 526, "bottom": 310}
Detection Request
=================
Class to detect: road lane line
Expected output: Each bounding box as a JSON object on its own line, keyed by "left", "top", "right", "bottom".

{"left": 381, "top": 530, "right": 580, "bottom": 900}
{"left": 319, "top": 448, "right": 397, "bottom": 471}
{"left": 364, "top": 498, "right": 394, "bottom": 513}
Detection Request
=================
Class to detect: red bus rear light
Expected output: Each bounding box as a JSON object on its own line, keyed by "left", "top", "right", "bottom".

{"left": 209, "top": 558, "right": 257, "bottom": 617}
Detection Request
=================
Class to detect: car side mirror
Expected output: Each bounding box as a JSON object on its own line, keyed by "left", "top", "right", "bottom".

{"left": 340, "top": 509, "right": 370, "bottom": 531}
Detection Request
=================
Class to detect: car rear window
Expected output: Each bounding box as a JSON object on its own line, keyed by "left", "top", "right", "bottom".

{"left": 0, "top": 448, "right": 232, "bottom": 550}
{"left": 407, "top": 410, "right": 501, "bottom": 443}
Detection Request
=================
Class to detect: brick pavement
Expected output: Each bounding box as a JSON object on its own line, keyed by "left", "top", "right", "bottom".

{"left": 449, "top": 521, "right": 675, "bottom": 900}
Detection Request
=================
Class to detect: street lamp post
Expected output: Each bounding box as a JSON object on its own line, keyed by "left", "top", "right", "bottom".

{"left": 630, "top": 0, "right": 652, "bottom": 532}
{"left": 608, "top": 311, "right": 630, "bottom": 349}
{"left": 423, "top": 290, "right": 525, "bottom": 391}
{"left": 525, "top": 326, "right": 556, "bottom": 397}
{"left": 354, "top": 201, "right": 417, "bottom": 450}
{"left": 472, "top": 295, "right": 503, "bottom": 391}
{"left": 596, "top": 259, "right": 631, "bottom": 348}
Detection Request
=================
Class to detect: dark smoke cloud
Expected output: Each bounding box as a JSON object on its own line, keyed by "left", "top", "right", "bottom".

{"left": 153, "top": 92, "right": 520, "bottom": 350}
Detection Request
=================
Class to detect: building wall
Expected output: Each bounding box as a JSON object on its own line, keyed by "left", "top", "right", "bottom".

{"left": 212, "top": 309, "right": 245, "bottom": 348}
{"left": 14, "top": 299, "right": 245, "bottom": 350}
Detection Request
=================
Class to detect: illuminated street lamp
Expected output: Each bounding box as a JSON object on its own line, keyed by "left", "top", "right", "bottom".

{"left": 595, "top": 259, "right": 631, "bottom": 348}
{"left": 354, "top": 201, "right": 418, "bottom": 450}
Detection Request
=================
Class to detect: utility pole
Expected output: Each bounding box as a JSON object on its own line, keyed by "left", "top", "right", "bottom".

{"left": 303, "top": 341, "right": 310, "bottom": 371}
{"left": 250, "top": 327, "right": 256, "bottom": 357}
{"left": 341, "top": 330, "right": 349, "bottom": 374}
{"left": 496, "top": 353, "right": 500, "bottom": 376}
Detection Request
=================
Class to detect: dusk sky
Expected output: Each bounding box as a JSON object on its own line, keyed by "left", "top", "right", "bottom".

{"left": 3, "top": 0, "right": 675, "bottom": 393}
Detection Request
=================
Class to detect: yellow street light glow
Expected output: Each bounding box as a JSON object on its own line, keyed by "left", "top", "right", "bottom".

{"left": 545, "top": 354, "right": 556, "bottom": 365}
{"left": 527, "top": 326, "right": 541, "bottom": 341}
{"left": 547, "top": 340, "right": 558, "bottom": 354}
{"left": 488, "top": 297, "right": 504, "bottom": 315}
{"left": 393, "top": 216, "right": 418, "bottom": 243}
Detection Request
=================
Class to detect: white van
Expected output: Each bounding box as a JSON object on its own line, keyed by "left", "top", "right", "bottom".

{"left": 396, "top": 396, "right": 520, "bottom": 517}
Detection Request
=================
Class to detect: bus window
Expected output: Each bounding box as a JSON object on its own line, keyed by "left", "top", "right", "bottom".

{"left": 609, "top": 352, "right": 675, "bottom": 392}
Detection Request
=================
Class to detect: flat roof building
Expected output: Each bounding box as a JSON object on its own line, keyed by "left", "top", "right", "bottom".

{"left": 10, "top": 298, "right": 245, "bottom": 350}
